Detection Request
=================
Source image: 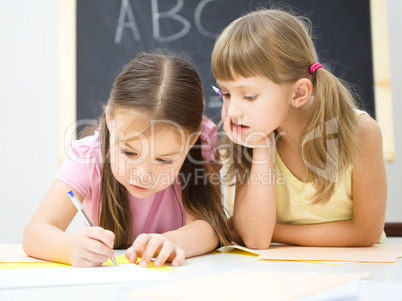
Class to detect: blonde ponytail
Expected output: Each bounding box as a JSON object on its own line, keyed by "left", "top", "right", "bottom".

{"left": 301, "top": 68, "right": 359, "bottom": 204}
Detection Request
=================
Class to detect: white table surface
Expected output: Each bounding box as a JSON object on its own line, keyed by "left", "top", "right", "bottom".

{"left": 1, "top": 238, "right": 402, "bottom": 301}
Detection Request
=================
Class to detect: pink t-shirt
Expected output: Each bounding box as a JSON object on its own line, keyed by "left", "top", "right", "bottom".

{"left": 55, "top": 117, "right": 217, "bottom": 240}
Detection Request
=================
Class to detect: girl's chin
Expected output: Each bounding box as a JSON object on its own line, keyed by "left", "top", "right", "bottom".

{"left": 229, "top": 134, "right": 269, "bottom": 148}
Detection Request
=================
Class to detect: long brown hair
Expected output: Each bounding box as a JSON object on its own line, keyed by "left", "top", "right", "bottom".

{"left": 86, "top": 51, "right": 232, "bottom": 248}
{"left": 211, "top": 9, "right": 360, "bottom": 205}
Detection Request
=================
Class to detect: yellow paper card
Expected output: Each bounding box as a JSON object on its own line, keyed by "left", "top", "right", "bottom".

{"left": 103, "top": 254, "right": 177, "bottom": 271}
{"left": 0, "top": 262, "right": 70, "bottom": 269}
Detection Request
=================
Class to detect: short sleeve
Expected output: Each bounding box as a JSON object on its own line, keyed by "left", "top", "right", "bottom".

{"left": 200, "top": 117, "right": 218, "bottom": 163}
{"left": 55, "top": 132, "right": 102, "bottom": 199}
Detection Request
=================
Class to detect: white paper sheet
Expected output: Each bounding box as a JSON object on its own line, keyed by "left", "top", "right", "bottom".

{"left": 298, "top": 279, "right": 402, "bottom": 301}
{"left": 126, "top": 269, "right": 368, "bottom": 301}
{"left": 0, "top": 264, "right": 173, "bottom": 289}
{"left": 217, "top": 243, "right": 264, "bottom": 255}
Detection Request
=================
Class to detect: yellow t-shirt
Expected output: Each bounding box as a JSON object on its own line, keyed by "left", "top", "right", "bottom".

{"left": 275, "top": 152, "right": 353, "bottom": 224}
{"left": 274, "top": 109, "right": 386, "bottom": 243}
{"left": 275, "top": 109, "right": 367, "bottom": 224}
{"left": 223, "top": 109, "right": 386, "bottom": 242}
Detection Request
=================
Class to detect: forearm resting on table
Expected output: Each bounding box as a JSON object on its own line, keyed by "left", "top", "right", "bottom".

{"left": 273, "top": 219, "right": 384, "bottom": 247}
{"left": 163, "top": 219, "right": 220, "bottom": 258}
{"left": 233, "top": 155, "right": 276, "bottom": 249}
{"left": 23, "top": 221, "right": 74, "bottom": 264}
{"left": 232, "top": 192, "right": 276, "bottom": 249}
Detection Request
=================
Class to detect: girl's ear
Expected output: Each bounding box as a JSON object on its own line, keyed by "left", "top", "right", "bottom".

{"left": 292, "top": 78, "right": 314, "bottom": 108}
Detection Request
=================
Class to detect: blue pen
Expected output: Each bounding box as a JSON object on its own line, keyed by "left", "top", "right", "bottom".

{"left": 212, "top": 85, "right": 223, "bottom": 97}
{"left": 67, "top": 190, "right": 117, "bottom": 265}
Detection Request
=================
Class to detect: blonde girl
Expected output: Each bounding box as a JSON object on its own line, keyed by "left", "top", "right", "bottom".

{"left": 23, "top": 52, "right": 231, "bottom": 267}
{"left": 211, "top": 9, "right": 387, "bottom": 248}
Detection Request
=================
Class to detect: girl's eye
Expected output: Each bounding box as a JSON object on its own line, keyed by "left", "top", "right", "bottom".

{"left": 244, "top": 95, "right": 256, "bottom": 101}
{"left": 222, "top": 93, "right": 230, "bottom": 99}
{"left": 156, "top": 158, "right": 173, "bottom": 165}
{"left": 121, "top": 149, "right": 138, "bottom": 157}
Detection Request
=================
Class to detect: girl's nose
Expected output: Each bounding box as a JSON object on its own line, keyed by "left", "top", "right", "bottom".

{"left": 226, "top": 98, "right": 244, "bottom": 119}
{"left": 132, "top": 162, "right": 154, "bottom": 186}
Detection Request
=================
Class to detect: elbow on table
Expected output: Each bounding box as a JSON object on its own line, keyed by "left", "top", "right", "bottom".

{"left": 353, "top": 228, "right": 384, "bottom": 247}
{"left": 22, "top": 223, "right": 37, "bottom": 257}
{"left": 22, "top": 226, "right": 31, "bottom": 255}
{"left": 242, "top": 235, "right": 272, "bottom": 250}
{"left": 355, "top": 239, "right": 378, "bottom": 247}
{"left": 363, "top": 236, "right": 383, "bottom": 247}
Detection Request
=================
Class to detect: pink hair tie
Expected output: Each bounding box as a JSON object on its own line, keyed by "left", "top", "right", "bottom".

{"left": 309, "top": 62, "right": 323, "bottom": 75}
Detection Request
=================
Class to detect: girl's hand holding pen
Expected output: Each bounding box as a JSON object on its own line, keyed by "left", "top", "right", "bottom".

{"left": 125, "top": 233, "right": 185, "bottom": 268}
{"left": 70, "top": 227, "right": 116, "bottom": 267}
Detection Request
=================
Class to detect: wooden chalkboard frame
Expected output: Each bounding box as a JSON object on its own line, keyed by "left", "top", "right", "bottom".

{"left": 370, "top": 0, "right": 394, "bottom": 162}
{"left": 58, "top": 0, "right": 394, "bottom": 163}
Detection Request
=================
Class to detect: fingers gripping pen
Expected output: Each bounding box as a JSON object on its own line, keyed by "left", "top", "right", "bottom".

{"left": 68, "top": 190, "right": 117, "bottom": 265}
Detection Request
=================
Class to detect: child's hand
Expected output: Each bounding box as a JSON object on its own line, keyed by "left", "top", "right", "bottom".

{"left": 69, "top": 227, "right": 115, "bottom": 267}
{"left": 125, "top": 233, "right": 185, "bottom": 268}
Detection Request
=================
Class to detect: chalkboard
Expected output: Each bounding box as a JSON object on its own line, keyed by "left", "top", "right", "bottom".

{"left": 76, "top": 0, "right": 375, "bottom": 126}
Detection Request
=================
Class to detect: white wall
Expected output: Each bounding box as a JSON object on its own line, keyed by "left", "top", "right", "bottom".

{"left": 385, "top": 0, "right": 402, "bottom": 222}
{"left": 0, "top": 0, "right": 60, "bottom": 243}
{"left": 0, "top": 0, "right": 401, "bottom": 244}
